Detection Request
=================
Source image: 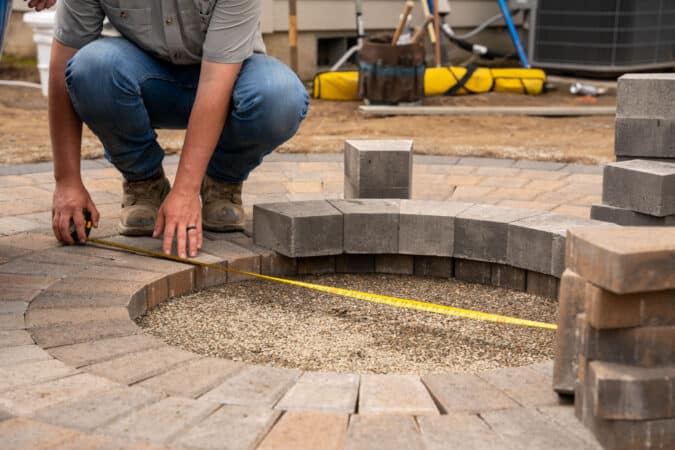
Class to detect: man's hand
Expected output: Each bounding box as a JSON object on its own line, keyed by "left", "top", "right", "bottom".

{"left": 153, "top": 189, "right": 203, "bottom": 258}
{"left": 52, "top": 180, "right": 99, "bottom": 244}
{"left": 26, "top": 0, "right": 56, "bottom": 11}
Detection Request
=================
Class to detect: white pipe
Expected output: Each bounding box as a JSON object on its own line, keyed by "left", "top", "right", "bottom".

{"left": 0, "top": 80, "right": 42, "bottom": 88}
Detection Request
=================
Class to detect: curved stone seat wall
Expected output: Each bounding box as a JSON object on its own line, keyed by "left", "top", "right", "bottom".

{"left": 0, "top": 200, "right": 623, "bottom": 448}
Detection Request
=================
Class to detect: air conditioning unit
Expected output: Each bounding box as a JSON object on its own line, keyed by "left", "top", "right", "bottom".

{"left": 527, "top": 0, "right": 675, "bottom": 74}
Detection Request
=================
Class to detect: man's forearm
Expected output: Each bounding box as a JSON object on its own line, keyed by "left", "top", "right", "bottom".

{"left": 173, "top": 61, "right": 241, "bottom": 193}
{"left": 49, "top": 40, "right": 83, "bottom": 185}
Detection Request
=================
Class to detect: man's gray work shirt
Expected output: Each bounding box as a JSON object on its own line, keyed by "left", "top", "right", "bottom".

{"left": 55, "top": 0, "right": 266, "bottom": 65}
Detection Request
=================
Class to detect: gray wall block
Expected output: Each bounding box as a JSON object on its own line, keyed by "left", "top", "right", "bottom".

{"left": 507, "top": 213, "right": 605, "bottom": 277}
{"left": 344, "top": 140, "right": 413, "bottom": 199}
{"left": 399, "top": 200, "right": 473, "bottom": 257}
{"left": 252, "top": 201, "right": 343, "bottom": 257}
{"left": 616, "top": 73, "right": 675, "bottom": 119}
{"left": 454, "top": 205, "right": 544, "bottom": 264}
{"left": 590, "top": 204, "right": 675, "bottom": 226}
{"left": 615, "top": 117, "right": 675, "bottom": 158}
{"left": 602, "top": 159, "right": 675, "bottom": 216}
{"left": 328, "top": 199, "right": 400, "bottom": 254}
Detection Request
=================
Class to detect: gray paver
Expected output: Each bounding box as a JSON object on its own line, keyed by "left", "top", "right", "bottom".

{"left": 26, "top": 307, "right": 129, "bottom": 328}
{"left": 174, "top": 404, "right": 280, "bottom": 450}
{"left": 616, "top": 73, "right": 675, "bottom": 119}
{"left": 481, "top": 407, "right": 594, "bottom": 450}
{"left": 199, "top": 364, "right": 300, "bottom": 407}
{"left": 418, "top": 413, "right": 512, "bottom": 450}
{"left": 297, "top": 256, "right": 336, "bottom": 275}
{"left": 138, "top": 357, "right": 242, "bottom": 398}
{"left": 276, "top": 371, "right": 359, "bottom": 413}
{"left": 0, "top": 359, "right": 77, "bottom": 392}
{"left": 102, "top": 396, "right": 219, "bottom": 444}
{"left": 358, "top": 374, "right": 438, "bottom": 415}
{"left": 0, "top": 329, "right": 32, "bottom": 347}
{"left": 344, "top": 140, "right": 413, "bottom": 199}
{"left": 423, "top": 372, "right": 519, "bottom": 413}
{"left": 553, "top": 270, "right": 586, "bottom": 395}
{"left": 85, "top": 346, "right": 196, "bottom": 385}
{"left": 0, "top": 373, "right": 117, "bottom": 415}
{"left": 335, "top": 254, "right": 375, "bottom": 273}
{"left": 398, "top": 200, "right": 472, "bottom": 256}
{"left": 374, "top": 254, "right": 414, "bottom": 274}
{"left": 35, "top": 385, "right": 163, "bottom": 431}
{"left": 507, "top": 212, "right": 603, "bottom": 276}
{"left": 454, "top": 259, "right": 492, "bottom": 285}
{"left": 48, "top": 334, "right": 165, "bottom": 368}
{"left": 615, "top": 117, "right": 675, "bottom": 158}
{"left": 537, "top": 405, "right": 602, "bottom": 448}
{"left": 413, "top": 256, "right": 453, "bottom": 278}
{"left": 602, "top": 159, "right": 675, "bottom": 216}
{"left": 253, "top": 201, "right": 343, "bottom": 257}
{"left": 454, "top": 204, "right": 543, "bottom": 263}
{"left": 590, "top": 203, "right": 675, "bottom": 226}
{"left": 329, "top": 199, "right": 400, "bottom": 254}
{"left": 0, "top": 314, "right": 25, "bottom": 331}
{"left": 526, "top": 271, "right": 560, "bottom": 299}
{"left": 490, "top": 264, "right": 526, "bottom": 291}
{"left": 31, "top": 319, "right": 141, "bottom": 349}
{"left": 479, "top": 366, "right": 561, "bottom": 407}
{"left": 344, "top": 415, "right": 423, "bottom": 450}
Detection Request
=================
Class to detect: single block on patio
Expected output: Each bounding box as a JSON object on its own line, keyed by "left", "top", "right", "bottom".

{"left": 253, "top": 201, "right": 343, "bottom": 257}
{"left": 344, "top": 140, "right": 413, "bottom": 199}
{"left": 602, "top": 160, "right": 675, "bottom": 217}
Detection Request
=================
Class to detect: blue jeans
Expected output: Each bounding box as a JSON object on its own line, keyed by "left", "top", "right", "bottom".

{"left": 65, "top": 38, "right": 309, "bottom": 182}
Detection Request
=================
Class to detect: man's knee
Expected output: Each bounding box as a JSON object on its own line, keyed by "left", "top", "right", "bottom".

{"left": 234, "top": 58, "right": 309, "bottom": 143}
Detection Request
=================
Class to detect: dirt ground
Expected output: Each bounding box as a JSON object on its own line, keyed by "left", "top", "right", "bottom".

{"left": 138, "top": 274, "right": 557, "bottom": 374}
{"left": 0, "top": 64, "right": 615, "bottom": 165}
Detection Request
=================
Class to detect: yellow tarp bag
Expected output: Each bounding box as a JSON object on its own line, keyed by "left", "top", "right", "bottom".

{"left": 313, "top": 67, "right": 546, "bottom": 100}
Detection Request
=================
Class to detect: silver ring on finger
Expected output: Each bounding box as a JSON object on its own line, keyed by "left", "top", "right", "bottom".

{"left": 186, "top": 226, "right": 198, "bottom": 232}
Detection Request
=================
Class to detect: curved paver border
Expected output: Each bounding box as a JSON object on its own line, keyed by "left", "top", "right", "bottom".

{"left": 0, "top": 199, "right": 608, "bottom": 448}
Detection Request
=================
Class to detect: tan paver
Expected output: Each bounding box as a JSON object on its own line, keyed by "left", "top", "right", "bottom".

{"left": 0, "top": 417, "right": 79, "bottom": 450}
{"left": 48, "top": 334, "right": 165, "bottom": 368}
{"left": 0, "top": 359, "right": 78, "bottom": 392}
{"left": 138, "top": 357, "right": 242, "bottom": 398}
{"left": 276, "top": 371, "right": 359, "bottom": 414}
{"left": 174, "top": 404, "right": 280, "bottom": 450}
{"left": 26, "top": 307, "right": 129, "bottom": 328}
{"left": 31, "top": 319, "right": 141, "bottom": 349}
{"left": 478, "top": 366, "right": 561, "bottom": 407}
{"left": 358, "top": 374, "right": 438, "bottom": 415}
{"left": 199, "top": 364, "right": 300, "bottom": 408}
{"left": 418, "top": 413, "right": 509, "bottom": 450}
{"left": 0, "top": 344, "right": 51, "bottom": 367}
{"left": 344, "top": 415, "right": 423, "bottom": 450}
{"left": 102, "top": 396, "right": 219, "bottom": 444}
{"left": 35, "top": 385, "right": 163, "bottom": 432}
{"left": 0, "top": 329, "right": 31, "bottom": 347}
{"left": 85, "top": 346, "right": 196, "bottom": 385}
{"left": 0, "top": 373, "right": 117, "bottom": 415}
{"left": 423, "top": 372, "right": 518, "bottom": 413}
{"left": 258, "top": 411, "right": 348, "bottom": 450}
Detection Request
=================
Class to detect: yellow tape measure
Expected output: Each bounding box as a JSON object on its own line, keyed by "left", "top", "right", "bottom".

{"left": 88, "top": 238, "right": 557, "bottom": 331}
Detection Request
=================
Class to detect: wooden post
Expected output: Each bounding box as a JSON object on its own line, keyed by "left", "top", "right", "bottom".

{"left": 288, "top": 0, "right": 298, "bottom": 73}
{"left": 433, "top": 0, "right": 441, "bottom": 67}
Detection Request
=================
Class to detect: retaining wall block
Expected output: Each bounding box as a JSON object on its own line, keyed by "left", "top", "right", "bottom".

{"left": 344, "top": 140, "right": 413, "bottom": 199}
{"left": 615, "top": 117, "right": 675, "bottom": 159}
{"left": 374, "top": 254, "right": 414, "bottom": 275}
{"left": 253, "top": 201, "right": 343, "bottom": 257}
{"left": 297, "top": 256, "right": 336, "bottom": 275}
{"left": 590, "top": 203, "right": 675, "bottom": 226}
{"left": 526, "top": 272, "right": 560, "bottom": 299}
{"left": 587, "top": 361, "right": 675, "bottom": 421}
{"left": 566, "top": 227, "right": 675, "bottom": 294}
{"left": 454, "top": 205, "right": 543, "bottom": 264}
{"left": 328, "top": 199, "right": 400, "bottom": 254}
{"left": 507, "top": 213, "right": 608, "bottom": 277}
{"left": 616, "top": 73, "right": 675, "bottom": 120}
{"left": 553, "top": 270, "right": 586, "bottom": 395}
{"left": 602, "top": 160, "right": 675, "bottom": 217}
{"left": 584, "top": 284, "right": 675, "bottom": 329}
{"left": 453, "top": 259, "right": 491, "bottom": 285}
{"left": 398, "top": 200, "right": 473, "bottom": 257}
{"left": 489, "top": 264, "right": 526, "bottom": 291}
{"left": 413, "top": 256, "right": 454, "bottom": 279}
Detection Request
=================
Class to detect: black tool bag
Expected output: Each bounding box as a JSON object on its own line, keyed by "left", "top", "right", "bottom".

{"left": 358, "top": 34, "right": 426, "bottom": 104}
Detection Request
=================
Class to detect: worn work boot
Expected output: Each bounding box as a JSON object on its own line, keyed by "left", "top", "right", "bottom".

{"left": 201, "top": 175, "right": 245, "bottom": 232}
{"left": 118, "top": 172, "right": 171, "bottom": 236}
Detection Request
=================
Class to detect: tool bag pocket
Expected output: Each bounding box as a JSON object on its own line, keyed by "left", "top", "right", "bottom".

{"left": 358, "top": 34, "right": 426, "bottom": 104}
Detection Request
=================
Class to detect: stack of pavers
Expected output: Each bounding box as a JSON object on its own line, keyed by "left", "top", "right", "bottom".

{"left": 591, "top": 73, "right": 675, "bottom": 226}
{"left": 553, "top": 227, "right": 675, "bottom": 449}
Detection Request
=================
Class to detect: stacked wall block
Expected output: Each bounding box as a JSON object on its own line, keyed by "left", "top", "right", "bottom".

{"left": 344, "top": 140, "right": 413, "bottom": 199}
{"left": 592, "top": 73, "right": 675, "bottom": 227}
{"left": 554, "top": 227, "right": 675, "bottom": 449}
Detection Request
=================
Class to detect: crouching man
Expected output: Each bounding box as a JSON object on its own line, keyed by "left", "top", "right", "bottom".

{"left": 49, "top": 0, "right": 308, "bottom": 258}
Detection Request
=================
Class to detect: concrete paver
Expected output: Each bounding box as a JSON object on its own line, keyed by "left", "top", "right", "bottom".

{"left": 258, "top": 411, "right": 348, "bottom": 450}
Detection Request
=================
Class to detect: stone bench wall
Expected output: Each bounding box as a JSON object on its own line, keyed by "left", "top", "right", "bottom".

{"left": 553, "top": 227, "right": 675, "bottom": 449}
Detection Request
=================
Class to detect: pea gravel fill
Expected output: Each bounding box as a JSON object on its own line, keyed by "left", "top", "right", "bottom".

{"left": 137, "top": 274, "right": 557, "bottom": 374}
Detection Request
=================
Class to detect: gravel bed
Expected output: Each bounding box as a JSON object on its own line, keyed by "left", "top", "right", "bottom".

{"left": 137, "top": 274, "right": 558, "bottom": 374}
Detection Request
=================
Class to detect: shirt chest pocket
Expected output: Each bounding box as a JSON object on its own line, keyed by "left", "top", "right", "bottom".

{"left": 101, "top": 0, "right": 152, "bottom": 48}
